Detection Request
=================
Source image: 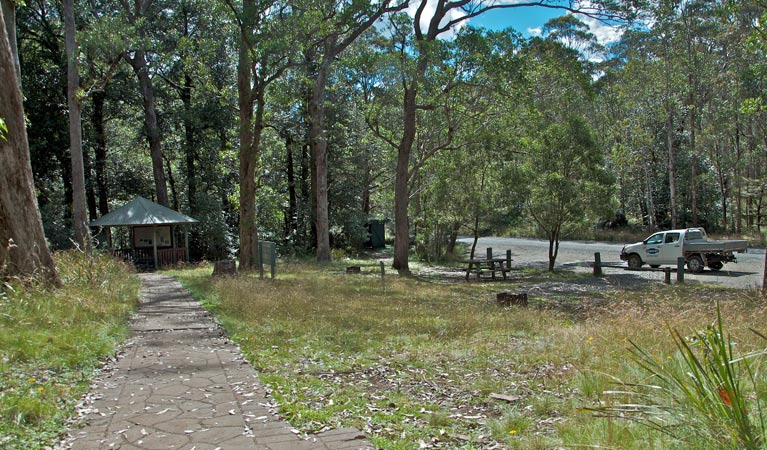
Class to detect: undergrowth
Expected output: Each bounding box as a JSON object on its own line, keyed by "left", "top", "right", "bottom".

{"left": 0, "top": 251, "right": 139, "bottom": 449}
{"left": 169, "top": 261, "right": 765, "bottom": 449}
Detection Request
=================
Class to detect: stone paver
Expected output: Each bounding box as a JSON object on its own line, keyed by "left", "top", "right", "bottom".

{"left": 59, "top": 273, "right": 373, "bottom": 450}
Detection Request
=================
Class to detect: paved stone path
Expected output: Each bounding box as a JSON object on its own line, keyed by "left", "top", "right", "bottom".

{"left": 60, "top": 273, "right": 373, "bottom": 450}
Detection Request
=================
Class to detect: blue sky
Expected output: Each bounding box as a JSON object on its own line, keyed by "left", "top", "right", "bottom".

{"left": 468, "top": 6, "right": 562, "bottom": 37}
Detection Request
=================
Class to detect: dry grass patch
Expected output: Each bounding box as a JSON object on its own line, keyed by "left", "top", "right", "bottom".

{"left": 171, "top": 262, "right": 766, "bottom": 449}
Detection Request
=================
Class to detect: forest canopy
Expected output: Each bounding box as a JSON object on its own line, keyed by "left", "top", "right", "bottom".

{"left": 8, "top": 0, "right": 767, "bottom": 270}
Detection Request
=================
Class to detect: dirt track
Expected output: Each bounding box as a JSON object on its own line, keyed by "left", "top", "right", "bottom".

{"left": 457, "top": 236, "right": 764, "bottom": 290}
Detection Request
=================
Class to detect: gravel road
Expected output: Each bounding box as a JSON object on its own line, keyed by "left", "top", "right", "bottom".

{"left": 457, "top": 236, "right": 764, "bottom": 290}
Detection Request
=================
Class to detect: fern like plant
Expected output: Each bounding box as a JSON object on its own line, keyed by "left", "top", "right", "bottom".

{"left": 589, "top": 303, "right": 767, "bottom": 449}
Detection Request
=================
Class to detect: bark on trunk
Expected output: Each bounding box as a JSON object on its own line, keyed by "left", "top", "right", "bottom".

{"left": 0, "top": 10, "right": 59, "bottom": 284}
{"left": 64, "top": 0, "right": 90, "bottom": 250}
{"left": 127, "top": 51, "right": 169, "bottom": 207}
{"left": 547, "top": 229, "right": 560, "bottom": 272}
{"left": 309, "top": 46, "right": 333, "bottom": 262}
{"left": 392, "top": 84, "right": 418, "bottom": 274}
{"left": 1, "top": 0, "right": 19, "bottom": 86}
{"left": 236, "top": 0, "right": 261, "bottom": 270}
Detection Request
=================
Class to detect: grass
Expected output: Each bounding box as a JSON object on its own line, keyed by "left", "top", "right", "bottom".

{"left": 168, "top": 260, "right": 767, "bottom": 449}
{"left": 0, "top": 251, "right": 139, "bottom": 449}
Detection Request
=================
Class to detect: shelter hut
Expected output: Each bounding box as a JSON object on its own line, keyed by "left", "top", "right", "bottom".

{"left": 90, "top": 196, "right": 198, "bottom": 269}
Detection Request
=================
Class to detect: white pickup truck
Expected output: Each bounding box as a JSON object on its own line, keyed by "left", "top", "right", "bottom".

{"left": 620, "top": 228, "right": 748, "bottom": 273}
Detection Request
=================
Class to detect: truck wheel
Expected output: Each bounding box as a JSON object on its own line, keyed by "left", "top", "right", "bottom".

{"left": 687, "top": 255, "right": 705, "bottom": 273}
{"left": 627, "top": 254, "right": 642, "bottom": 269}
{"left": 709, "top": 262, "right": 723, "bottom": 271}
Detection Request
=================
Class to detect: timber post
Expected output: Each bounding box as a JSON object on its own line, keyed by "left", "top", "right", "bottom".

{"left": 677, "top": 257, "right": 685, "bottom": 283}
{"left": 593, "top": 252, "right": 603, "bottom": 277}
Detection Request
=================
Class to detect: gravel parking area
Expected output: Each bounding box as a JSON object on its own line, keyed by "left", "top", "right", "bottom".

{"left": 457, "top": 237, "right": 764, "bottom": 290}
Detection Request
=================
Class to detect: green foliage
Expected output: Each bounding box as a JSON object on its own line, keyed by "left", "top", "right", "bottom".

{"left": 0, "top": 251, "right": 138, "bottom": 448}
{"left": 524, "top": 116, "right": 616, "bottom": 268}
{"left": 0, "top": 118, "right": 7, "bottom": 142}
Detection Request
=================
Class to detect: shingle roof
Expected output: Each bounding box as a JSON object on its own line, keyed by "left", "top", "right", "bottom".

{"left": 89, "top": 196, "right": 198, "bottom": 227}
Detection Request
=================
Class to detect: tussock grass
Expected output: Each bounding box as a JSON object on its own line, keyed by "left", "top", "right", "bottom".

{"left": 0, "top": 252, "right": 139, "bottom": 449}
{"left": 171, "top": 262, "right": 766, "bottom": 449}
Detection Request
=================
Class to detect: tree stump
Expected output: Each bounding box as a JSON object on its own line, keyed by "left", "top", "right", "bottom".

{"left": 346, "top": 266, "right": 361, "bottom": 274}
{"left": 212, "top": 259, "right": 237, "bottom": 276}
{"left": 497, "top": 292, "right": 528, "bottom": 307}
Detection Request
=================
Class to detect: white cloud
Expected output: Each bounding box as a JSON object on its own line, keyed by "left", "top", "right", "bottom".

{"left": 527, "top": 27, "right": 543, "bottom": 37}
{"left": 580, "top": 16, "right": 623, "bottom": 46}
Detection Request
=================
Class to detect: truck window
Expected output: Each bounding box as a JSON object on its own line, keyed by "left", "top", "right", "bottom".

{"left": 665, "top": 233, "right": 680, "bottom": 243}
{"left": 686, "top": 231, "right": 703, "bottom": 240}
{"left": 646, "top": 233, "right": 664, "bottom": 245}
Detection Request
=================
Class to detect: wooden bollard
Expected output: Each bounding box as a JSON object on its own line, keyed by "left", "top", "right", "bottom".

{"left": 664, "top": 268, "right": 671, "bottom": 284}
{"left": 676, "top": 257, "right": 685, "bottom": 283}
{"left": 497, "top": 292, "right": 528, "bottom": 307}
{"left": 593, "top": 252, "right": 603, "bottom": 277}
{"left": 380, "top": 261, "right": 385, "bottom": 291}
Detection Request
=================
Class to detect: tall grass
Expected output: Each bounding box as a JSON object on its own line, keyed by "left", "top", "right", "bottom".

{"left": 171, "top": 262, "right": 766, "bottom": 449}
{"left": 0, "top": 251, "right": 139, "bottom": 449}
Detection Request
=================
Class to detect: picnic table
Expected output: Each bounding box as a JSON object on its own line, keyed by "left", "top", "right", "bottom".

{"left": 464, "top": 257, "right": 511, "bottom": 281}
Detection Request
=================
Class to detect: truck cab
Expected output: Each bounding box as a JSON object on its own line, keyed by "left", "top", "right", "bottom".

{"left": 623, "top": 229, "right": 691, "bottom": 269}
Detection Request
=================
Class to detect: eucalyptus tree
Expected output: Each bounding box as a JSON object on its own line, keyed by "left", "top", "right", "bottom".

{"left": 0, "top": 7, "right": 59, "bottom": 284}
{"left": 228, "top": 0, "right": 298, "bottom": 270}
{"left": 520, "top": 37, "right": 614, "bottom": 270}
{"left": 525, "top": 117, "right": 615, "bottom": 271}
{"left": 116, "top": 0, "right": 170, "bottom": 206}
{"left": 63, "top": 0, "right": 90, "bottom": 249}
{"left": 382, "top": 0, "right": 637, "bottom": 274}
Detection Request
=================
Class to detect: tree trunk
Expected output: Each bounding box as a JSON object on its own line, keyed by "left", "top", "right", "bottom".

{"left": 236, "top": 0, "right": 262, "bottom": 270}
{"left": 91, "top": 91, "right": 109, "bottom": 215}
{"left": 182, "top": 73, "right": 197, "bottom": 214}
{"left": 309, "top": 46, "right": 333, "bottom": 262}
{"left": 285, "top": 133, "right": 298, "bottom": 241}
{"left": 0, "top": 9, "right": 59, "bottom": 284}
{"left": 666, "top": 111, "right": 677, "bottom": 229}
{"left": 689, "top": 88, "right": 697, "bottom": 227}
{"left": 392, "top": 83, "right": 418, "bottom": 274}
{"left": 84, "top": 146, "right": 97, "bottom": 221}
{"left": 446, "top": 221, "right": 460, "bottom": 256}
{"left": 126, "top": 51, "right": 169, "bottom": 207}
{"left": 470, "top": 213, "right": 480, "bottom": 260}
{"left": 300, "top": 142, "right": 311, "bottom": 248}
{"left": 1, "top": 0, "right": 19, "bottom": 86}
{"left": 642, "top": 150, "right": 656, "bottom": 230}
{"left": 64, "top": 0, "right": 90, "bottom": 250}
{"left": 165, "top": 157, "right": 178, "bottom": 211}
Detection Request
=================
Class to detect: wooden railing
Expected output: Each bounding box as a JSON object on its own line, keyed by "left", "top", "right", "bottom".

{"left": 111, "top": 248, "right": 187, "bottom": 269}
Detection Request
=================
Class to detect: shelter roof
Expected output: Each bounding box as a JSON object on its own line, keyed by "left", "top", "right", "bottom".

{"left": 89, "top": 196, "right": 198, "bottom": 227}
